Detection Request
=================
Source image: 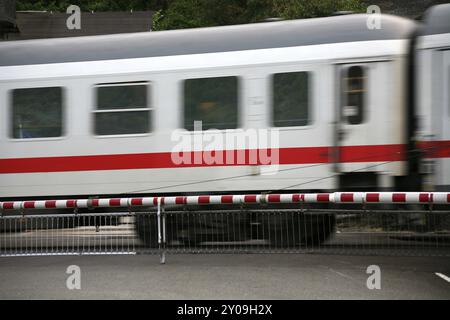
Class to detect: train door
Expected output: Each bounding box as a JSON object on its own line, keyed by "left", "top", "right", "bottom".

{"left": 335, "top": 62, "right": 392, "bottom": 174}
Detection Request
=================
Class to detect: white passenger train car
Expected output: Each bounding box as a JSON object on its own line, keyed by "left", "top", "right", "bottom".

{"left": 0, "top": 6, "right": 448, "bottom": 201}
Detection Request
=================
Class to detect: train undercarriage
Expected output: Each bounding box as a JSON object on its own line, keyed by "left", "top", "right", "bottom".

{"left": 135, "top": 209, "right": 336, "bottom": 248}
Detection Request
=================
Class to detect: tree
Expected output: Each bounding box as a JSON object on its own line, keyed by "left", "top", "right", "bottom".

{"left": 16, "top": 0, "right": 365, "bottom": 31}
{"left": 152, "top": 0, "right": 365, "bottom": 31}
{"left": 16, "top": 0, "right": 169, "bottom": 12}
{"left": 273, "top": 0, "right": 365, "bottom": 19}
{"left": 152, "top": 0, "right": 247, "bottom": 30}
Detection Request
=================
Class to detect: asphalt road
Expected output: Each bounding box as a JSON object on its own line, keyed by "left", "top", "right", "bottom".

{"left": 0, "top": 254, "right": 449, "bottom": 299}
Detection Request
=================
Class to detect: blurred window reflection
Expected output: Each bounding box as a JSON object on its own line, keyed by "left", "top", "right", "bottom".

{"left": 272, "top": 71, "right": 310, "bottom": 127}
{"left": 184, "top": 76, "right": 239, "bottom": 131}
{"left": 342, "top": 66, "right": 366, "bottom": 125}
{"left": 11, "top": 87, "right": 63, "bottom": 139}
{"left": 94, "top": 82, "right": 151, "bottom": 136}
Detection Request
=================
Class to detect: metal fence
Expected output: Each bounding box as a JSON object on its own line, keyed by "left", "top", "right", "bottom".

{"left": 0, "top": 212, "right": 138, "bottom": 257}
{"left": 1, "top": 192, "right": 450, "bottom": 261}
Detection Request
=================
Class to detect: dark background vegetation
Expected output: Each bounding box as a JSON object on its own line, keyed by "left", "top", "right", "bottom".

{"left": 16, "top": 0, "right": 450, "bottom": 31}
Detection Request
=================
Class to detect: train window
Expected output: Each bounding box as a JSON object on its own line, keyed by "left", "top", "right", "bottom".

{"left": 11, "top": 87, "right": 63, "bottom": 139}
{"left": 184, "top": 76, "right": 238, "bottom": 131}
{"left": 342, "top": 66, "right": 366, "bottom": 125}
{"left": 94, "top": 82, "right": 151, "bottom": 135}
{"left": 272, "top": 71, "right": 310, "bottom": 127}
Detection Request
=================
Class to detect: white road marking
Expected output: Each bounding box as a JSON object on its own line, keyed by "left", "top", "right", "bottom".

{"left": 435, "top": 273, "right": 450, "bottom": 283}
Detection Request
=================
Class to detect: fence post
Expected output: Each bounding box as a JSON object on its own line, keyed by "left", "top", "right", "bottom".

{"left": 157, "top": 198, "right": 166, "bottom": 264}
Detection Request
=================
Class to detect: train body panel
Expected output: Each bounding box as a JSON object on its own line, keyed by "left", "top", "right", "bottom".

{"left": 0, "top": 39, "right": 409, "bottom": 197}
{"left": 416, "top": 4, "right": 450, "bottom": 192}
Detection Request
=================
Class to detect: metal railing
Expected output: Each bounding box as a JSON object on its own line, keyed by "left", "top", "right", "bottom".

{"left": 1, "top": 192, "right": 450, "bottom": 262}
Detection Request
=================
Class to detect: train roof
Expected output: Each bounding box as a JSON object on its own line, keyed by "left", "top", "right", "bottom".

{"left": 0, "top": 13, "right": 416, "bottom": 67}
{"left": 419, "top": 4, "right": 450, "bottom": 36}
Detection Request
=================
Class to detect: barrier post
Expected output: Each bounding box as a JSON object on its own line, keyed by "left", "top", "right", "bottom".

{"left": 157, "top": 198, "right": 166, "bottom": 264}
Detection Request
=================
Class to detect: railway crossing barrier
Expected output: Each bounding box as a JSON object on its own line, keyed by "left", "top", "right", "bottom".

{"left": 1, "top": 192, "right": 450, "bottom": 262}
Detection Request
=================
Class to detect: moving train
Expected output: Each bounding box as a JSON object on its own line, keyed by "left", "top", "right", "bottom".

{"left": 0, "top": 4, "right": 449, "bottom": 245}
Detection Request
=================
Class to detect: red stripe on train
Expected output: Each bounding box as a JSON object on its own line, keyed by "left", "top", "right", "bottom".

{"left": 1, "top": 142, "right": 448, "bottom": 174}
{"left": 417, "top": 141, "right": 450, "bottom": 159}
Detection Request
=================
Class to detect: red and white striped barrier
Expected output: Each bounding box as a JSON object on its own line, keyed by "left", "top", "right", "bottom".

{"left": 1, "top": 192, "right": 450, "bottom": 211}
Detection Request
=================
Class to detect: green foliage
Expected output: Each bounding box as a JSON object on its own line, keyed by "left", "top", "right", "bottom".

{"left": 273, "top": 0, "right": 365, "bottom": 20}
{"left": 153, "top": 0, "right": 365, "bottom": 31}
{"left": 16, "top": 0, "right": 365, "bottom": 30}
{"left": 151, "top": 9, "right": 164, "bottom": 31}
{"left": 16, "top": 0, "right": 168, "bottom": 12}
{"left": 153, "top": 0, "right": 248, "bottom": 30}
